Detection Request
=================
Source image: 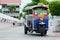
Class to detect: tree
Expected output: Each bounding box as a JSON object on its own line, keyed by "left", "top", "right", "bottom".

{"left": 32, "top": 0, "right": 48, "bottom": 5}
{"left": 8, "top": 4, "right": 16, "bottom": 13}
{"left": 23, "top": 1, "right": 37, "bottom": 11}
{"left": 53, "top": 0, "right": 60, "bottom": 1}
{"left": 0, "top": 9, "right": 2, "bottom": 13}
{"left": 23, "top": 0, "right": 48, "bottom": 12}
{"left": 49, "top": 1, "right": 60, "bottom": 16}
{"left": 18, "top": 13, "right": 23, "bottom": 20}
{"left": 32, "top": 0, "right": 40, "bottom": 3}
{"left": 40, "top": 0, "right": 48, "bottom": 5}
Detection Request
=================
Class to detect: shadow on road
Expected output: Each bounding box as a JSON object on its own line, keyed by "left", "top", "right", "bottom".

{"left": 25, "top": 33, "right": 48, "bottom": 37}
{"left": 24, "top": 33, "right": 60, "bottom": 37}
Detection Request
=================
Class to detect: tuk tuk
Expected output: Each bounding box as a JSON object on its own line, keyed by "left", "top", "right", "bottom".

{"left": 24, "top": 5, "right": 48, "bottom": 36}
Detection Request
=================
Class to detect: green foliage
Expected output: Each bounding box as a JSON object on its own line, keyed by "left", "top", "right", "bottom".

{"left": 40, "top": 0, "right": 48, "bottom": 5}
{"left": 8, "top": 4, "right": 16, "bottom": 13}
{"left": 25, "top": 2, "right": 37, "bottom": 6}
{"left": 23, "top": 0, "right": 48, "bottom": 12}
{"left": 0, "top": 9, "right": 2, "bottom": 13}
{"left": 23, "top": 2, "right": 37, "bottom": 12}
{"left": 32, "top": 0, "right": 48, "bottom": 5}
{"left": 18, "top": 13, "right": 23, "bottom": 20}
{"left": 49, "top": 1, "right": 60, "bottom": 16}
{"left": 22, "top": 14, "right": 25, "bottom": 19}
{"left": 32, "top": 0, "right": 40, "bottom": 3}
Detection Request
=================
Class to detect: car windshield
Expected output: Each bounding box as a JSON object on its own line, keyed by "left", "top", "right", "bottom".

{"left": 35, "top": 8, "right": 47, "bottom": 14}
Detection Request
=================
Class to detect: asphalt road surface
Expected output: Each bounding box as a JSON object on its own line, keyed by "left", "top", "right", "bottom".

{"left": 0, "top": 26, "right": 60, "bottom": 40}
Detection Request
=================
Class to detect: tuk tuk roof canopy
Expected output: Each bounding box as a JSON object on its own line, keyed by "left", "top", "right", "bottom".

{"left": 25, "top": 5, "right": 48, "bottom": 11}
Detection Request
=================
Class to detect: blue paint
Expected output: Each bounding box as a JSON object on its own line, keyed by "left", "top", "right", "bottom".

{"left": 34, "top": 18, "right": 39, "bottom": 28}
{"left": 27, "top": 18, "right": 48, "bottom": 29}
{"left": 44, "top": 18, "right": 48, "bottom": 28}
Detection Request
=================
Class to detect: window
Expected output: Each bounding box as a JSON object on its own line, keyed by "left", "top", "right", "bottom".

{"left": 34, "top": 8, "right": 47, "bottom": 15}
{"left": 16, "top": 6, "right": 19, "bottom": 8}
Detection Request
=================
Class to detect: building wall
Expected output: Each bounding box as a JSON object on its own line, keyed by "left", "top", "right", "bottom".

{"left": 2, "top": 4, "right": 19, "bottom": 13}
{"left": 0, "top": 0, "right": 21, "bottom": 18}
{"left": 1, "top": 4, "right": 20, "bottom": 18}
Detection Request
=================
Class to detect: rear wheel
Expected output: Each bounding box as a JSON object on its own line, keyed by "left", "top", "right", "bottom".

{"left": 41, "top": 33, "right": 44, "bottom": 36}
{"left": 24, "top": 25, "right": 28, "bottom": 34}
{"left": 44, "top": 30, "right": 47, "bottom": 35}
{"left": 41, "top": 30, "right": 47, "bottom": 36}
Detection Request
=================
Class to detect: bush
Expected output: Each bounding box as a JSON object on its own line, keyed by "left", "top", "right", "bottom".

{"left": 0, "top": 9, "right": 2, "bottom": 13}
{"left": 18, "top": 13, "right": 23, "bottom": 20}
{"left": 23, "top": 2, "right": 37, "bottom": 12}
{"left": 8, "top": 4, "right": 16, "bottom": 13}
{"left": 49, "top": 1, "right": 60, "bottom": 16}
{"left": 22, "top": 14, "right": 25, "bottom": 19}
{"left": 23, "top": 0, "right": 48, "bottom": 12}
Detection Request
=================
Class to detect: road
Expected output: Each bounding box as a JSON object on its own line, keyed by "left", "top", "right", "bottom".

{"left": 0, "top": 26, "right": 60, "bottom": 40}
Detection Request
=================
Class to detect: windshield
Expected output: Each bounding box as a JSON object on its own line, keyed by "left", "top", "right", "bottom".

{"left": 34, "top": 8, "right": 47, "bottom": 14}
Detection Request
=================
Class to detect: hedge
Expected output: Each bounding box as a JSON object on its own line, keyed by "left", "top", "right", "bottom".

{"left": 49, "top": 1, "right": 60, "bottom": 16}
{"left": 18, "top": 13, "right": 23, "bottom": 20}
{"left": 0, "top": 9, "right": 2, "bottom": 13}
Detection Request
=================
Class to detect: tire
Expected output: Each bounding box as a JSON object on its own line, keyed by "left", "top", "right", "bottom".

{"left": 24, "top": 25, "right": 28, "bottom": 34}
{"left": 41, "top": 33, "right": 44, "bottom": 36}
{"left": 39, "top": 27, "right": 45, "bottom": 36}
{"left": 44, "top": 30, "right": 47, "bottom": 35}
{"left": 41, "top": 30, "right": 47, "bottom": 36}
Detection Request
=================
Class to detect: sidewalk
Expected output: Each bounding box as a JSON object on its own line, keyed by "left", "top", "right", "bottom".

{"left": 47, "top": 29, "right": 60, "bottom": 37}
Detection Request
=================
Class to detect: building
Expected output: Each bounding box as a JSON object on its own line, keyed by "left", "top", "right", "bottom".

{"left": 0, "top": 0, "right": 21, "bottom": 18}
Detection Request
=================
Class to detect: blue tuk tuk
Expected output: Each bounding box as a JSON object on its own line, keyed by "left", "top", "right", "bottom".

{"left": 24, "top": 5, "right": 48, "bottom": 36}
